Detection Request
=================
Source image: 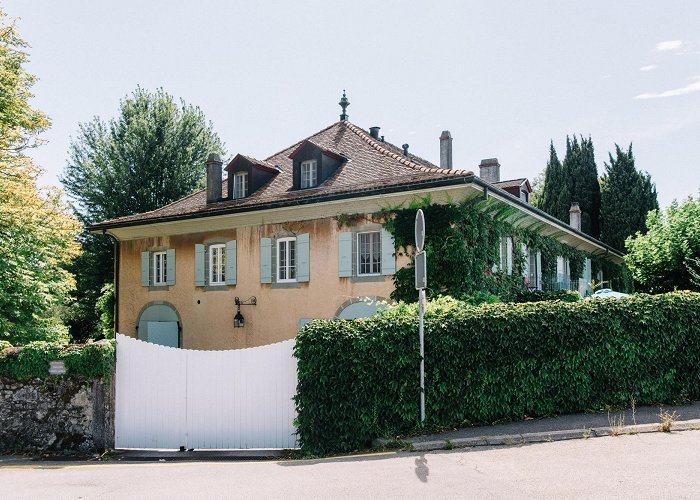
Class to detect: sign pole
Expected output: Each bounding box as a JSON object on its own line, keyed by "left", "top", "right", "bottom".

{"left": 414, "top": 209, "right": 427, "bottom": 426}
{"left": 418, "top": 288, "right": 426, "bottom": 424}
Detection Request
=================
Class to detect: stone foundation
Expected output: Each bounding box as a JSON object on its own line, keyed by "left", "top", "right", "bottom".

{"left": 0, "top": 377, "right": 114, "bottom": 454}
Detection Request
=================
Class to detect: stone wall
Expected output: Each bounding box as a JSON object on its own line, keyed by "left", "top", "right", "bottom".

{"left": 0, "top": 376, "right": 114, "bottom": 454}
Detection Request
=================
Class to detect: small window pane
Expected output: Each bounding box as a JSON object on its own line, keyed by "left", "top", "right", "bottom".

{"left": 357, "top": 232, "right": 381, "bottom": 275}
{"left": 301, "top": 160, "right": 317, "bottom": 189}
{"left": 209, "top": 244, "right": 226, "bottom": 284}
{"left": 234, "top": 172, "right": 248, "bottom": 199}
{"left": 153, "top": 251, "right": 167, "bottom": 285}
{"left": 277, "top": 238, "right": 297, "bottom": 282}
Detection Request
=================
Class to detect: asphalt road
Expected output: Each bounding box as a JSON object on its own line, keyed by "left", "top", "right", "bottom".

{"left": 2, "top": 431, "right": 700, "bottom": 499}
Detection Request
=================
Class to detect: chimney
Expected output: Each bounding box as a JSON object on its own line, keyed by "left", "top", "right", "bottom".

{"left": 440, "top": 130, "right": 453, "bottom": 169}
{"left": 369, "top": 126, "right": 380, "bottom": 139}
{"left": 479, "top": 158, "right": 500, "bottom": 183}
{"left": 206, "top": 153, "right": 223, "bottom": 204}
{"left": 569, "top": 202, "right": 582, "bottom": 231}
{"left": 402, "top": 143, "right": 409, "bottom": 156}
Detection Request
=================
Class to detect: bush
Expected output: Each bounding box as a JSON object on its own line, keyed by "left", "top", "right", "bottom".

{"left": 95, "top": 283, "right": 115, "bottom": 339}
{"left": 0, "top": 340, "right": 115, "bottom": 380}
{"left": 515, "top": 289, "right": 581, "bottom": 303}
{"left": 294, "top": 292, "right": 700, "bottom": 454}
{"left": 458, "top": 291, "right": 501, "bottom": 306}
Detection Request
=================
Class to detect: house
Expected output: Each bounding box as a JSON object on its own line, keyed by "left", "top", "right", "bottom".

{"left": 90, "top": 94, "right": 623, "bottom": 350}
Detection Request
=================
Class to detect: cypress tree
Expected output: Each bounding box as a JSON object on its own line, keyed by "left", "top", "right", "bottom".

{"left": 600, "top": 144, "right": 659, "bottom": 251}
{"left": 538, "top": 136, "right": 601, "bottom": 238}
{"left": 536, "top": 142, "right": 567, "bottom": 220}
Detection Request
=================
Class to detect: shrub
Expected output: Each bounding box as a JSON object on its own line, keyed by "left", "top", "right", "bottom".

{"left": 295, "top": 292, "right": 700, "bottom": 454}
{"left": 515, "top": 289, "right": 581, "bottom": 303}
{"left": 0, "top": 340, "right": 115, "bottom": 380}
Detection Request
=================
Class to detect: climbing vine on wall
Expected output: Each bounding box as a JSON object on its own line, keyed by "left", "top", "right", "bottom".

{"left": 377, "top": 197, "right": 591, "bottom": 303}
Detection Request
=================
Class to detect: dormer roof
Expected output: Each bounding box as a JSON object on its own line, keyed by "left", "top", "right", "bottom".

{"left": 225, "top": 154, "right": 281, "bottom": 174}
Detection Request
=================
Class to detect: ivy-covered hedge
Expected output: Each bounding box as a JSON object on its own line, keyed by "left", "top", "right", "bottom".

{"left": 294, "top": 292, "right": 700, "bottom": 454}
{"left": 0, "top": 340, "right": 115, "bottom": 380}
{"left": 515, "top": 289, "right": 581, "bottom": 303}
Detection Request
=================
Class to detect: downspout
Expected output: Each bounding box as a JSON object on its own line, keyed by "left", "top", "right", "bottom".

{"left": 103, "top": 231, "right": 119, "bottom": 337}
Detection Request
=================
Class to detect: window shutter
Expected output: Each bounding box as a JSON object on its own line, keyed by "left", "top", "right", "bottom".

{"left": 194, "top": 244, "right": 205, "bottom": 286}
{"left": 225, "top": 240, "right": 237, "bottom": 285}
{"left": 338, "top": 232, "right": 352, "bottom": 277}
{"left": 166, "top": 249, "right": 176, "bottom": 285}
{"left": 380, "top": 229, "right": 396, "bottom": 275}
{"left": 141, "top": 252, "right": 150, "bottom": 286}
{"left": 260, "top": 238, "right": 272, "bottom": 283}
{"left": 297, "top": 233, "right": 310, "bottom": 282}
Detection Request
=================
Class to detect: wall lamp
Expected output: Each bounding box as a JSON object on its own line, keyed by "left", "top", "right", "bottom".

{"left": 234, "top": 296, "right": 257, "bottom": 328}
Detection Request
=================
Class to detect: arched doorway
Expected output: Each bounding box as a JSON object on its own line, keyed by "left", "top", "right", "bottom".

{"left": 137, "top": 302, "right": 181, "bottom": 347}
{"left": 335, "top": 296, "right": 389, "bottom": 320}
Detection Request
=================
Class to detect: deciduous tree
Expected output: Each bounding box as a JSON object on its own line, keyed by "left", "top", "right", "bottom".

{"left": 0, "top": 8, "right": 80, "bottom": 345}
{"left": 61, "top": 87, "right": 225, "bottom": 340}
{"left": 625, "top": 196, "right": 700, "bottom": 292}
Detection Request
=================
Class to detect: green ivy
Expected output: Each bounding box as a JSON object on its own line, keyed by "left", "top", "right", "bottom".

{"left": 0, "top": 340, "right": 115, "bottom": 380}
{"left": 381, "top": 198, "right": 592, "bottom": 303}
{"left": 294, "top": 292, "right": 700, "bottom": 454}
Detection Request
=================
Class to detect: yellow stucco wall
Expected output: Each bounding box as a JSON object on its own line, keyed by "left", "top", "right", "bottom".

{"left": 118, "top": 217, "right": 407, "bottom": 350}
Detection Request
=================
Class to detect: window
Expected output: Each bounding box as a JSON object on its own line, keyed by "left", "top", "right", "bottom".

{"left": 300, "top": 160, "right": 318, "bottom": 188}
{"left": 338, "top": 229, "right": 395, "bottom": 278}
{"left": 528, "top": 249, "right": 538, "bottom": 289}
{"left": 233, "top": 172, "right": 248, "bottom": 199}
{"left": 142, "top": 249, "right": 175, "bottom": 287}
{"left": 357, "top": 231, "right": 381, "bottom": 275}
{"left": 153, "top": 251, "right": 167, "bottom": 285}
{"left": 277, "top": 237, "right": 296, "bottom": 282}
{"left": 209, "top": 244, "right": 226, "bottom": 285}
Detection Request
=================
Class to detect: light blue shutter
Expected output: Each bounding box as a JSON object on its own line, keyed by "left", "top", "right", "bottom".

{"left": 165, "top": 249, "right": 176, "bottom": 285}
{"left": 141, "top": 252, "right": 150, "bottom": 286}
{"left": 260, "top": 238, "right": 272, "bottom": 283}
{"left": 380, "top": 228, "right": 396, "bottom": 275}
{"left": 194, "top": 244, "right": 205, "bottom": 286}
{"left": 225, "top": 240, "right": 237, "bottom": 285}
{"left": 338, "top": 232, "right": 352, "bottom": 277}
{"left": 297, "top": 233, "right": 310, "bottom": 282}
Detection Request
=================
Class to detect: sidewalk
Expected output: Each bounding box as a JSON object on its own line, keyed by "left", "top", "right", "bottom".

{"left": 375, "top": 401, "right": 700, "bottom": 452}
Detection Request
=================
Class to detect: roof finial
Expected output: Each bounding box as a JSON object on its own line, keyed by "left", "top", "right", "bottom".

{"left": 339, "top": 90, "right": 350, "bottom": 121}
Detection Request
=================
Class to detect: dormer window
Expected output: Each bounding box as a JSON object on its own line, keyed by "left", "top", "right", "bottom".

{"left": 233, "top": 172, "right": 248, "bottom": 199}
{"left": 301, "top": 160, "right": 318, "bottom": 188}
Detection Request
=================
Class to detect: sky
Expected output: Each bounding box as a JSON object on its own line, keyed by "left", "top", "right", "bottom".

{"left": 5, "top": 0, "right": 700, "bottom": 208}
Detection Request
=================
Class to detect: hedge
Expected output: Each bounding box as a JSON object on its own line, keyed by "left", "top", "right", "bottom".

{"left": 0, "top": 340, "right": 115, "bottom": 380}
{"left": 294, "top": 292, "right": 700, "bottom": 454}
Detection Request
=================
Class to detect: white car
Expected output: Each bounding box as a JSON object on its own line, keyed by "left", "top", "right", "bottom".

{"left": 591, "top": 288, "right": 629, "bottom": 299}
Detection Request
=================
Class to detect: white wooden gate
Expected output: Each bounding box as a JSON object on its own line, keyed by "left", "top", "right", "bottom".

{"left": 114, "top": 333, "right": 298, "bottom": 449}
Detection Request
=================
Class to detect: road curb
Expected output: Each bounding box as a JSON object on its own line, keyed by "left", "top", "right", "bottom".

{"left": 375, "top": 418, "right": 700, "bottom": 452}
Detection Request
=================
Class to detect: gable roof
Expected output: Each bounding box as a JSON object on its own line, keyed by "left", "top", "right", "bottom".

{"left": 225, "top": 154, "right": 280, "bottom": 173}
{"left": 493, "top": 178, "right": 531, "bottom": 191}
{"left": 91, "top": 120, "right": 474, "bottom": 228}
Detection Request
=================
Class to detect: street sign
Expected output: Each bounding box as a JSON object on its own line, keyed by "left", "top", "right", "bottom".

{"left": 415, "top": 209, "right": 425, "bottom": 252}
{"left": 415, "top": 251, "right": 427, "bottom": 290}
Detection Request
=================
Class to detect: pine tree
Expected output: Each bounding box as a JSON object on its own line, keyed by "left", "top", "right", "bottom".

{"left": 600, "top": 144, "right": 659, "bottom": 251}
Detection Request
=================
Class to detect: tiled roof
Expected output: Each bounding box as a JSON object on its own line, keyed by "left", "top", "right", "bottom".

{"left": 93, "top": 120, "right": 474, "bottom": 228}
{"left": 493, "top": 178, "right": 527, "bottom": 189}
{"left": 225, "top": 154, "right": 280, "bottom": 173}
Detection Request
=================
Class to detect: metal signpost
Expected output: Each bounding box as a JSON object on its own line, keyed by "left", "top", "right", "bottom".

{"left": 414, "top": 209, "right": 427, "bottom": 425}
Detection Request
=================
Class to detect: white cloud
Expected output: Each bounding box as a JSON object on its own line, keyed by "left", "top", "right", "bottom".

{"left": 634, "top": 76, "right": 700, "bottom": 99}
{"left": 640, "top": 65, "right": 658, "bottom": 71}
{"left": 656, "top": 40, "right": 683, "bottom": 51}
